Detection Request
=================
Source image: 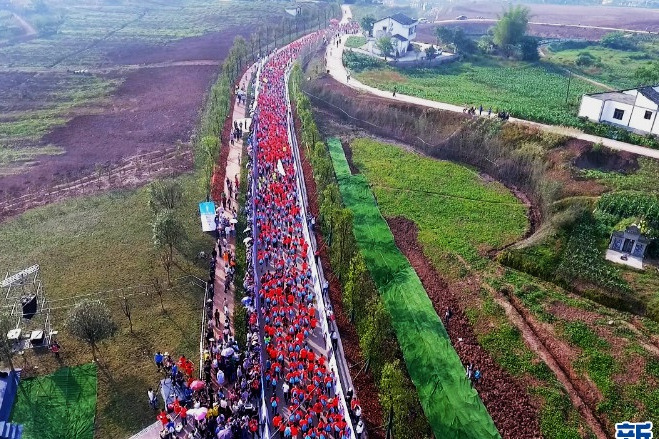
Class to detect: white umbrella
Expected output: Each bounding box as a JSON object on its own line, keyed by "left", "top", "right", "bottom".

{"left": 221, "top": 347, "right": 235, "bottom": 357}
{"left": 243, "top": 227, "right": 251, "bottom": 234}
{"left": 241, "top": 296, "right": 251, "bottom": 306}
{"left": 243, "top": 237, "right": 252, "bottom": 244}
{"left": 230, "top": 218, "right": 238, "bottom": 224}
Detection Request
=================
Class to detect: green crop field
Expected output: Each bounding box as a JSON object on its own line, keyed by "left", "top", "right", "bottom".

{"left": 345, "top": 36, "right": 367, "bottom": 49}
{"left": 350, "top": 54, "right": 604, "bottom": 127}
{"left": 544, "top": 38, "right": 659, "bottom": 90}
{"left": 11, "top": 364, "right": 98, "bottom": 439}
{"left": 328, "top": 137, "right": 501, "bottom": 439}
{"left": 350, "top": 138, "right": 528, "bottom": 267}
{"left": 0, "top": 173, "right": 213, "bottom": 438}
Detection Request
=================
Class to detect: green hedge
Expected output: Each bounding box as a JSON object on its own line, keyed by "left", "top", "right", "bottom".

{"left": 290, "top": 65, "right": 432, "bottom": 438}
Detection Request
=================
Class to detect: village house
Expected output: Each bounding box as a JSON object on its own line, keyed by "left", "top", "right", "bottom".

{"left": 372, "top": 13, "right": 418, "bottom": 56}
{"left": 578, "top": 85, "right": 659, "bottom": 136}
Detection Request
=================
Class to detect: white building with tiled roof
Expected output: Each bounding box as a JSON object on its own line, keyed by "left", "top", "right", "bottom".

{"left": 372, "top": 13, "right": 418, "bottom": 56}
{"left": 578, "top": 85, "right": 659, "bottom": 135}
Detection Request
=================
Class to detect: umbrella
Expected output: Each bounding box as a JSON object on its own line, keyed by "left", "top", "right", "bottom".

{"left": 221, "top": 347, "right": 235, "bottom": 357}
{"left": 330, "top": 18, "right": 339, "bottom": 24}
{"left": 186, "top": 408, "right": 198, "bottom": 418}
{"left": 217, "top": 428, "right": 232, "bottom": 439}
{"left": 195, "top": 407, "right": 208, "bottom": 421}
{"left": 230, "top": 218, "right": 238, "bottom": 224}
{"left": 243, "top": 227, "right": 251, "bottom": 234}
{"left": 190, "top": 380, "right": 205, "bottom": 391}
{"left": 243, "top": 237, "right": 252, "bottom": 244}
{"left": 241, "top": 296, "right": 252, "bottom": 306}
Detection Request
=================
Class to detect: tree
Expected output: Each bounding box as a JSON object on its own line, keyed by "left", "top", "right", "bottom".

{"left": 359, "top": 300, "right": 391, "bottom": 374}
{"left": 635, "top": 61, "right": 659, "bottom": 86}
{"left": 122, "top": 297, "right": 133, "bottom": 334}
{"left": 601, "top": 31, "right": 635, "bottom": 50}
{"left": 199, "top": 136, "right": 219, "bottom": 200}
{"left": 153, "top": 209, "right": 184, "bottom": 286}
{"left": 493, "top": 5, "right": 530, "bottom": 47}
{"left": 149, "top": 178, "right": 183, "bottom": 212}
{"left": 67, "top": 300, "right": 117, "bottom": 360}
{"left": 361, "top": 15, "right": 377, "bottom": 37}
{"left": 425, "top": 45, "right": 438, "bottom": 60}
{"left": 435, "top": 26, "right": 454, "bottom": 47}
{"left": 153, "top": 277, "right": 166, "bottom": 312}
{"left": 343, "top": 253, "right": 370, "bottom": 322}
{"left": 520, "top": 37, "right": 539, "bottom": 61}
{"left": 376, "top": 36, "right": 394, "bottom": 61}
{"left": 412, "top": 43, "right": 421, "bottom": 61}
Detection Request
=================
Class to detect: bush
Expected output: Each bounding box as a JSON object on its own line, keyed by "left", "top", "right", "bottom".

{"left": 342, "top": 51, "right": 385, "bottom": 72}
{"left": 575, "top": 51, "right": 597, "bottom": 67}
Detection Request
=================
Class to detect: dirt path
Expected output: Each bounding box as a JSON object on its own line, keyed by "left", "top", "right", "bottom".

{"left": 329, "top": 6, "right": 659, "bottom": 161}
{"left": 12, "top": 13, "right": 37, "bottom": 37}
{"left": 487, "top": 286, "right": 609, "bottom": 439}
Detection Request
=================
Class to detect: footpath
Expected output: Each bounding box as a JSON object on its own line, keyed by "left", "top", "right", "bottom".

{"left": 128, "top": 62, "right": 257, "bottom": 439}
{"left": 327, "top": 7, "right": 659, "bottom": 160}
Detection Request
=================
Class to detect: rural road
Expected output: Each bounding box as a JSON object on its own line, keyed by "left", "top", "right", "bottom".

{"left": 12, "top": 13, "right": 37, "bottom": 37}
{"left": 328, "top": 7, "right": 659, "bottom": 160}
{"left": 433, "top": 18, "right": 659, "bottom": 34}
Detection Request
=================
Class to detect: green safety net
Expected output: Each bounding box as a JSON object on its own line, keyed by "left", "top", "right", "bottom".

{"left": 10, "top": 363, "right": 98, "bottom": 439}
{"left": 328, "top": 138, "right": 500, "bottom": 439}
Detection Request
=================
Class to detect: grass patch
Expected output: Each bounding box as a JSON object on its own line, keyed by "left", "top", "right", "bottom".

{"left": 0, "top": 172, "right": 213, "bottom": 438}
{"left": 11, "top": 364, "right": 97, "bottom": 439}
{"left": 544, "top": 39, "right": 659, "bottom": 89}
{"left": 328, "top": 137, "right": 499, "bottom": 439}
{"left": 345, "top": 36, "right": 367, "bottom": 49}
{"left": 350, "top": 137, "right": 528, "bottom": 267}
{"left": 352, "top": 54, "right": 604, "bottom": 127}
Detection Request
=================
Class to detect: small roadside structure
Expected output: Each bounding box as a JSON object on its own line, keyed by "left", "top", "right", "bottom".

{"left": 578, "top": 85, "right": 659, "bottom": 136}
{"left": 606, "top": 224, "right": 651, "bottom": 269}
{"left": 372, "top": 13, "right": 418, "bottom": 55}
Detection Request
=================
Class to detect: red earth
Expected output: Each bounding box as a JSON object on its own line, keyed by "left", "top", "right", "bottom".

{"left": 0, "top": 29, "right": 250, "bottom": 221}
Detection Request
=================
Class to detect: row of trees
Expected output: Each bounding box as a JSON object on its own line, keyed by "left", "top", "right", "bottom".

{"left": 290, "top": 66, "right": 432, "bottom": 438}
{"left": 198, "top": 3, "right": 340, "bottom": 200}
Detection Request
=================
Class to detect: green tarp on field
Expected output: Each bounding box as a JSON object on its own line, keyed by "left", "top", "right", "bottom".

{"left": 328, "top": 138, "right": 500, "bottom": 439}
{"left": 10, "top": 363, "right": 98, "bottom": 439}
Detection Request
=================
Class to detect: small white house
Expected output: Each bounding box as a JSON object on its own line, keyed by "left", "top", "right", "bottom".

{"left": 578, "top": 85, "right": 659, "bottom": 136}
{"left": 372, "top": 13, "right": 418, "bottom": 56}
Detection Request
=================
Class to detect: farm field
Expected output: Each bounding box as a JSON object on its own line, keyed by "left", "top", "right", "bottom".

{"left": 430, "top": 2, "right": 659, "bottom": 31}
{"left": 327, "top": 137, "right": 500, "bottom": 439}
{"left": 0, "top": 173, "right": 213, "bottom": 438}
{"left": 349, "top": 138, "right": 528, "bottom": 266}
{"left": 342, "top": 136, "right": 659, "bottom": 437}
{"left": 543, "top": 38, "right": 659, "bottom": 90}
{"left": 349, "top": 54, "right": 603, "bottom": 127}
{"left": 0, "top": 0, "right": 309, "bottom": 218}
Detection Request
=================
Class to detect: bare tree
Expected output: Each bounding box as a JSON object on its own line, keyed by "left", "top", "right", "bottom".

{"left": 153, "top": 277, "right": 165, "bottom": 312}
{"left": 122, "top": 297, "right": 133, "bottom": 334}
{"left": 153, "top": 209, "right": 183, "bottom": 286}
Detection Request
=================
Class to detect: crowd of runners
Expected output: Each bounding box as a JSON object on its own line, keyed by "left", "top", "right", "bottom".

{"left": 241, "top": 30, "right": 358, "bottom": 439}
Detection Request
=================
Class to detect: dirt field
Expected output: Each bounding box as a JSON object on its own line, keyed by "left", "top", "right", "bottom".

{"left": 417, "top": 22, "right": 614, "bottom": 42}
{"left": 0, "top": 29, "right": 242, "bottom": 221}
{"left": 431, "top": 2, "right": 659, "bottom": 32}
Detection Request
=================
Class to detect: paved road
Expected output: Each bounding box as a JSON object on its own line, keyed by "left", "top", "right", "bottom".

{"left": 329, "top": 7, "right": 659, "bottom": 160}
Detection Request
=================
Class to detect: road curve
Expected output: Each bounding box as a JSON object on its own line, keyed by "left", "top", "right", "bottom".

{"left": 329, "top": 8, "right": 659, "bottom": 160}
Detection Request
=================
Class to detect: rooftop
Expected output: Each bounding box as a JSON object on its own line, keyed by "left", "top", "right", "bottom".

{"left": 392, "top": 34, "right": 409, "bottom": 42}
{"left": 376, "top": 13, "right": 417, "bottom": 26}
{"left": 588, "top": 91, "right": 636, "bottom": 105}
{"left": 639, "top": 86, "right": 659, "bottom": 105}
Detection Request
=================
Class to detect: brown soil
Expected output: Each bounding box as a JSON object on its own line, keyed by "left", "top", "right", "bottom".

{"left": 340, "top": 139, "right": 359, "bottom": 174}
{"left": 386, "top": 215, "right": 541, "bottom": 439}
{"left": 573, "top": 142, "right": 639, "bottom": 173}
{"left": 431, "top": 3, "right": 659, "bottom": 32}
{"left": 0, "top": 28, "right": 248, "bottom": 221}
{"left": 417, "top": 22, "right": 618, "bottom": 41}
{"left": 292, "top": 106, "right": 385, "bottom": 439}
{"left": 544, "top": 139, "right": 610, "bottom": 198}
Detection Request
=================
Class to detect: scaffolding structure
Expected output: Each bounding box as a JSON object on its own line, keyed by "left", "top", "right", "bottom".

{"left": 1, "top": 265, "right": 53, "bottom": 353}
